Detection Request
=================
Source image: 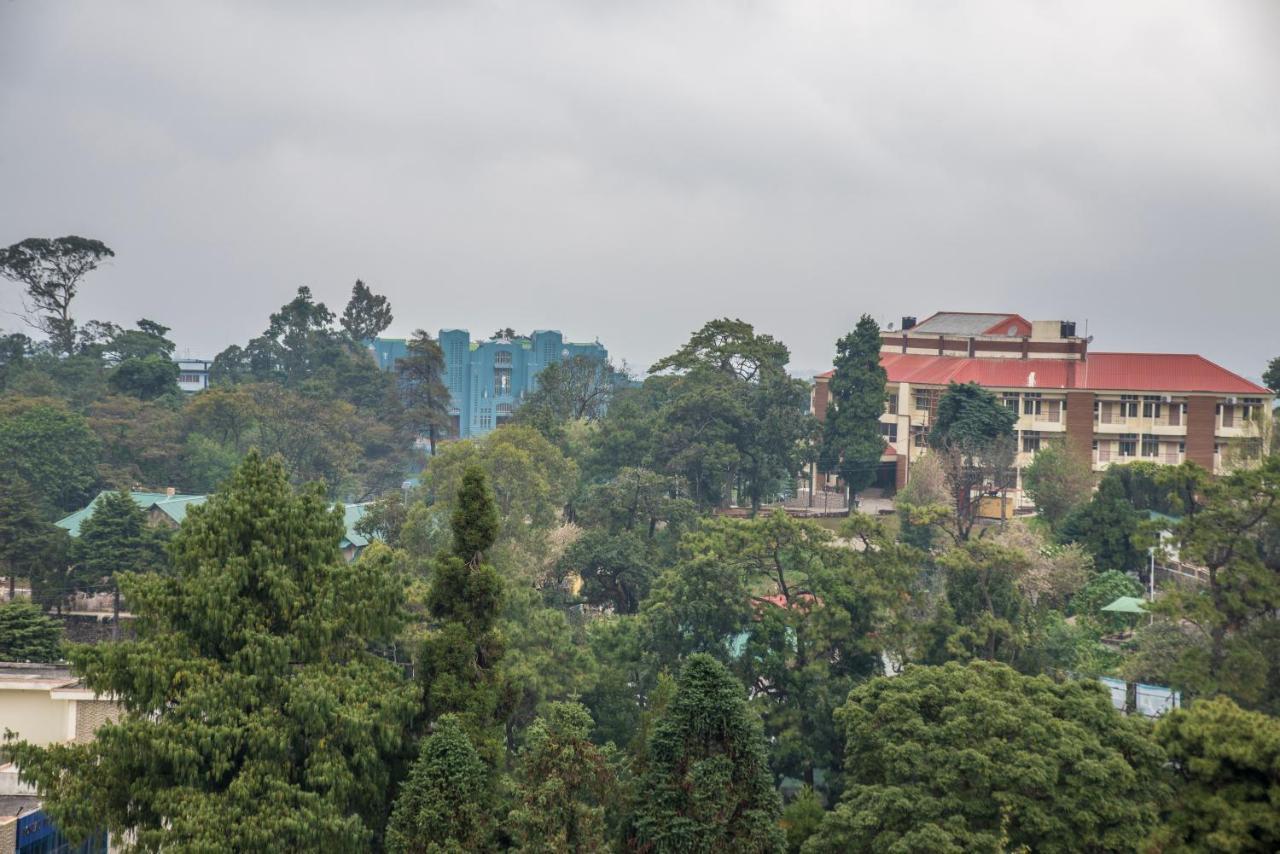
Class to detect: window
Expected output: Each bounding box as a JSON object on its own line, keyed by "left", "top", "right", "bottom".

{"left": 1242, "top": 397, "right": 1262, "bottom": 420}
{"left": 494, "top": 351, "right": 512, "bottom": 365}
{"left": 1141, "top": 434, "right": 1159, "bottom": 457}
{"left": 178, "top": 373, "right": 203, "bottom": 384}
{"left": 1120, "top": 395, "right": 1139, "bottom": 418}
{"left": 1022, "top": 430, "right": 1041, "bottom": 453}
{"left": 1003, "top": 393, "right": 1020, "bottom": 412}
{"left": 910, "top": 425, "right": 929, "bottom": 448}
{"left": 1118, "top": 433, "right": 1137, "bottom": 456}
{"left": 1142, "top": 396, "right": 1162, "bottom": 419}
{"left": 885, "top": 394, "right": 898, "bottom": 414}
{"left": 915, "top": 393, "right": 931, "bottom": 412}
{"left": 1023, "top": 393, "right": 1042, "bottom": 416}
{"left": 477, "top": 410, "right": 493, "bottom": 430}
{"left": 880, "top": 422, "right": 898, "bottom": 443}
{"left": 494, "top": 366, "right": 512, "bottom": 395}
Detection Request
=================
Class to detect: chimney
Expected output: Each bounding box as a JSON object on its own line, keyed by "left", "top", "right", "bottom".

{"left": 901, "top": 316, "right": 917, "bottom": 331}
{"left": 165, "top": 487, "right": 176, "bottom": 498}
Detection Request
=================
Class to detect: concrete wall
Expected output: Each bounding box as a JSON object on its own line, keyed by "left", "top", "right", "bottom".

{"left": 0, "top": 691, "right": 73, "bottom": 746}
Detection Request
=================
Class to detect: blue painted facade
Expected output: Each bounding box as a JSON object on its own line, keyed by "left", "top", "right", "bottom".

{"left": 371, "top": 330, "right": 609, "bottom": 439}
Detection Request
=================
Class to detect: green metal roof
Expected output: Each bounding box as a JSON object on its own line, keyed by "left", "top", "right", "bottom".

{"left": 58, "top": 492, "right": 374, "bottom": 550}
{"left": 56, "top": 491, "right": 206, "bottom": 537}
{"left": 1101, "top": 596, "right": 1148, "bottom": 614}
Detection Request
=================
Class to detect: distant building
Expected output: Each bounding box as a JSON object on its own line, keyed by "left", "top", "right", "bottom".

{"left": 174, "top": 358, "right": 212, "bottom": 393}
{"left": 57, "top": 491, "right": 376, "bottom": 563}
{"left": 371, "top": 329, "right": 610, "bottom": 439}
{"left": 811, "top": 310, "right": 1273, "bottom": 494}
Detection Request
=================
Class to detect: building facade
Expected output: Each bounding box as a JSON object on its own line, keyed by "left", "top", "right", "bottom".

{"left": 372, "top": 330, "right": 609, "bottom": 439}
{"left": 174, "top": 358, "right": 212, "bottom": 393}
{"left": 812, "top": 311, "right": 1273, "bottom": 494}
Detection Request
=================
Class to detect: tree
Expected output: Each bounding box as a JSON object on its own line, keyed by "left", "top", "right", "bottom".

{"left": 818, "top": 315, "right": 887, "bottom": 498}
{"left": 0, "top": 236, "right": 115, "bottom": 354}
{"left": 2, "top": 453, "right": 419, "bottom": 850}
{"left": 1153, "top": 454, "right": 1280, "bottom": 707}
{"left": 340, "top": 279, "right": 393, "bottom": 342}
{"left": 385, "top": 715, "right": 495, "bottom": 854}
{"left": 508, "top": 702, "right": 617, "bottom": 853}
{"left": 1022, "top": 440, "right": 1094, "bottom": 530}
{"left": 107, "top": 355, "right": 179, "bottom": 400}
{"left": 514, "top": 355, "right": 619, "bottom": 443}
{"left": 0, "top": 468, "right": 69, "bottom": 601}
{"left": 1263, "top": 356, "right": 1280, "bottom": 395}
{"left": 418, "top": 466, "right": 508, "bottom": 754}
{"left": 1148, "top": 695, "right": 1280, "bottom": 852}
{"left": 806, "top": 661, "right": 1166, "bottom": 853}
{"left": 633, "top": 654, "right": 785, "bottom": 853}
{"left": 0, "top": 397, "right": 100, "bottom": 511}
{"left": 0, "top": 601, "right": 62, "bottom": 662}
{"left": 396, "top": 329, "right": 451, "bottom": 454}
{"left": 423, "top": 425, "right": 577, "bottom": 547}
{"left": 935, "top": 539, "right": 1033, "bottom": 665}
{"left": 72, "top": 490, "right": 168, "bottom": 634}
{"left": 650, "top": 319, "right": 812, "bottom": 511}
{"left": 557, "top": 528, "right": 652, "bottom": 614}
{"left": 928, "top": 382, "right": 1017, "bottom": 541}
{"left": 1058, "top": 473, "right": 1146, "bottom": 573}
{"left": 0, "top": 331, "right": 33, "bottom": 391}
{"left": 1070, "top": 569, "right": 1142, "bottom": 632}
{"left": 894, "top": 452, "right": 950, "bottom": 550}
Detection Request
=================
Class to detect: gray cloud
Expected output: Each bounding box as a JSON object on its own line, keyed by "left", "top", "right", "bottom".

{"left": 2, "top": 0, "right": 1277, "bottom": 378}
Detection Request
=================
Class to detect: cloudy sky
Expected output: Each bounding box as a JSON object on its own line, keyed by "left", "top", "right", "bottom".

{"left": 2, "top": 0, "right": 1278, "bottom": 379}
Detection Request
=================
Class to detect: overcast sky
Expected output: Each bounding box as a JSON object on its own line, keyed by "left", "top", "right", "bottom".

{"left": 2, "top": 0, "right": 1278, "bottom": 379}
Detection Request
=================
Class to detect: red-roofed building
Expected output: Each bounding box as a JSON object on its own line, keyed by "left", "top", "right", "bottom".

{"left": 811, "top": 312, "right": 1271, "bottom": 495}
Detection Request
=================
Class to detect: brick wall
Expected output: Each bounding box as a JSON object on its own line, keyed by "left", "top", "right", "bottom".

{"left": 812, "top": 378, "right": 830, "bottom": 422}
{"left": 1185, "top": 396, "right": 1217, "bottom": 468}
{"left": 1065, "top": 391, "right": 1095, "bottom": 463}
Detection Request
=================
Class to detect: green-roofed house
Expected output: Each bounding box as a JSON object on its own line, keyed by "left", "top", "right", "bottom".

{"left": 57, "top": 490, "right": 377, "bottom": 563}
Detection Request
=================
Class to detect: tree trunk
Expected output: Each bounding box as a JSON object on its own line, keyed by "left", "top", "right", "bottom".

{"left": 112, "top": 586, "right": 121, "bottom": 641}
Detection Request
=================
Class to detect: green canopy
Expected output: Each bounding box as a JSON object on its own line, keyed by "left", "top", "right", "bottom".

{"left": 1101, "top": 596, "right": 1148, "bottom": 614}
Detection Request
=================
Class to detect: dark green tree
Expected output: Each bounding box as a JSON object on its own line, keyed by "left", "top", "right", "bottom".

{"left": 72, "top": 490, "right": 168, "bottom": 632}
{"left": 508, "top": 702, "right": 617, "bottom": 853}
{"left": 818, "top": 315, "right": 887, "bottom": 497}
{"left": 107, "top": 355, "right": 179, "bottom": 400}
{"left": 396, "top": 329, "right": 452, "bottom": 454}
{"left": 0, "top": 468, "right": 69, "bottom": 601}
{"left": 1153, "top": 453, "right": 1280, "bottom": 707}
{"left": 928, "top": 381, "right": 1018, "bottom": 541}
{"left": 418, "top": 466, "right": 508, "bottom": 752}
{"left": 1263, "top": 356, "right": 1280, "bottom": 395}
{"left": 2, "top": 452, "right": 419, "bottom": 850}
{"left": 0, "top": 331, "right": 33, "bottom": 391}
{"left": 385, "top": 715, "right": 495, "bottom": 854}
{"left": 1149, "top": 695, "right": 1280, "bottom": 852}
{"left": 340, "top": 279, "right": 394, "bottom": 342}
{"left": 806, "top": 661, "right": 1166, "bottom": 853}
{"left": 0, "top": 236, "right": 115, "bottom": 354}
{"left": 0, "top": 601, "right": 62, "bottom": 662}
{"left": 557, "top": 528, "right": 653, "bottom": 614}
{"left": 0, "top": 397, "right": 100, "bottom": 511}
{"left": 632, "top": 654, "right": 785, "bottom": 853}
{"left": 1058, "top": 474, "right": 1145, "bottom": 572}
{"left": 513, "top": 355, "right": 619, "bottom": 443}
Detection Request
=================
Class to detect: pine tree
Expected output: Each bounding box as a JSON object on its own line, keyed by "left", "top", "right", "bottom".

{"left": 0, "top": 600, "right": 62, "bottom": 662}
{"left": 3, "top": 452, "right": 419, "bottom": 850}
{"left": 418, "top": 466, "right": 507, "bottom": 753}
{"left": 819, "top": 315, "right": 887, "bottom": 497}
{"left": 385, "top": 715, "right": 495, "bottom": 854}
{"left": 396, "top": 330, "right": 452, "bottom": 454}
{"left": 508, "top": 702, "right": 617, "bottom": 853}
{"left": 633, "top": 654, "right": 785, "bottom": 853}
{"left": 0, "top": 468, "right": 68, "bottom": 602}
{"left": 72, "top": 489, "right": 168, "bottom": 635}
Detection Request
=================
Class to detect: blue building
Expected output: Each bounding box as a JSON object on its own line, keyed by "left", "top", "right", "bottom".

{"left": 370, "top": 330, "right": 609, "bottom": 439}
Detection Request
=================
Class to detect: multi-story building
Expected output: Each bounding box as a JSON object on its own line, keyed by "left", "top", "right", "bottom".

{"left": 812, "top": 311, "right": 1272, "bottom": 495}
{"left": 371, "top": 330, "right": 610, "bottom": 439}
{"left": 173, "top": 358, "right": 212, "bottom": 393}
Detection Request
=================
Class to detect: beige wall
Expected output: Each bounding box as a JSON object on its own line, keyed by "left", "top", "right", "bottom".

{"left": 0, "top": 690, "right": 74, "bottom": 746}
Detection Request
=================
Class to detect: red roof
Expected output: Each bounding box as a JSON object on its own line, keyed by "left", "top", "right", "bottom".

{"left": 818, "top": 353, "right": 1268, "bottom": 395}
